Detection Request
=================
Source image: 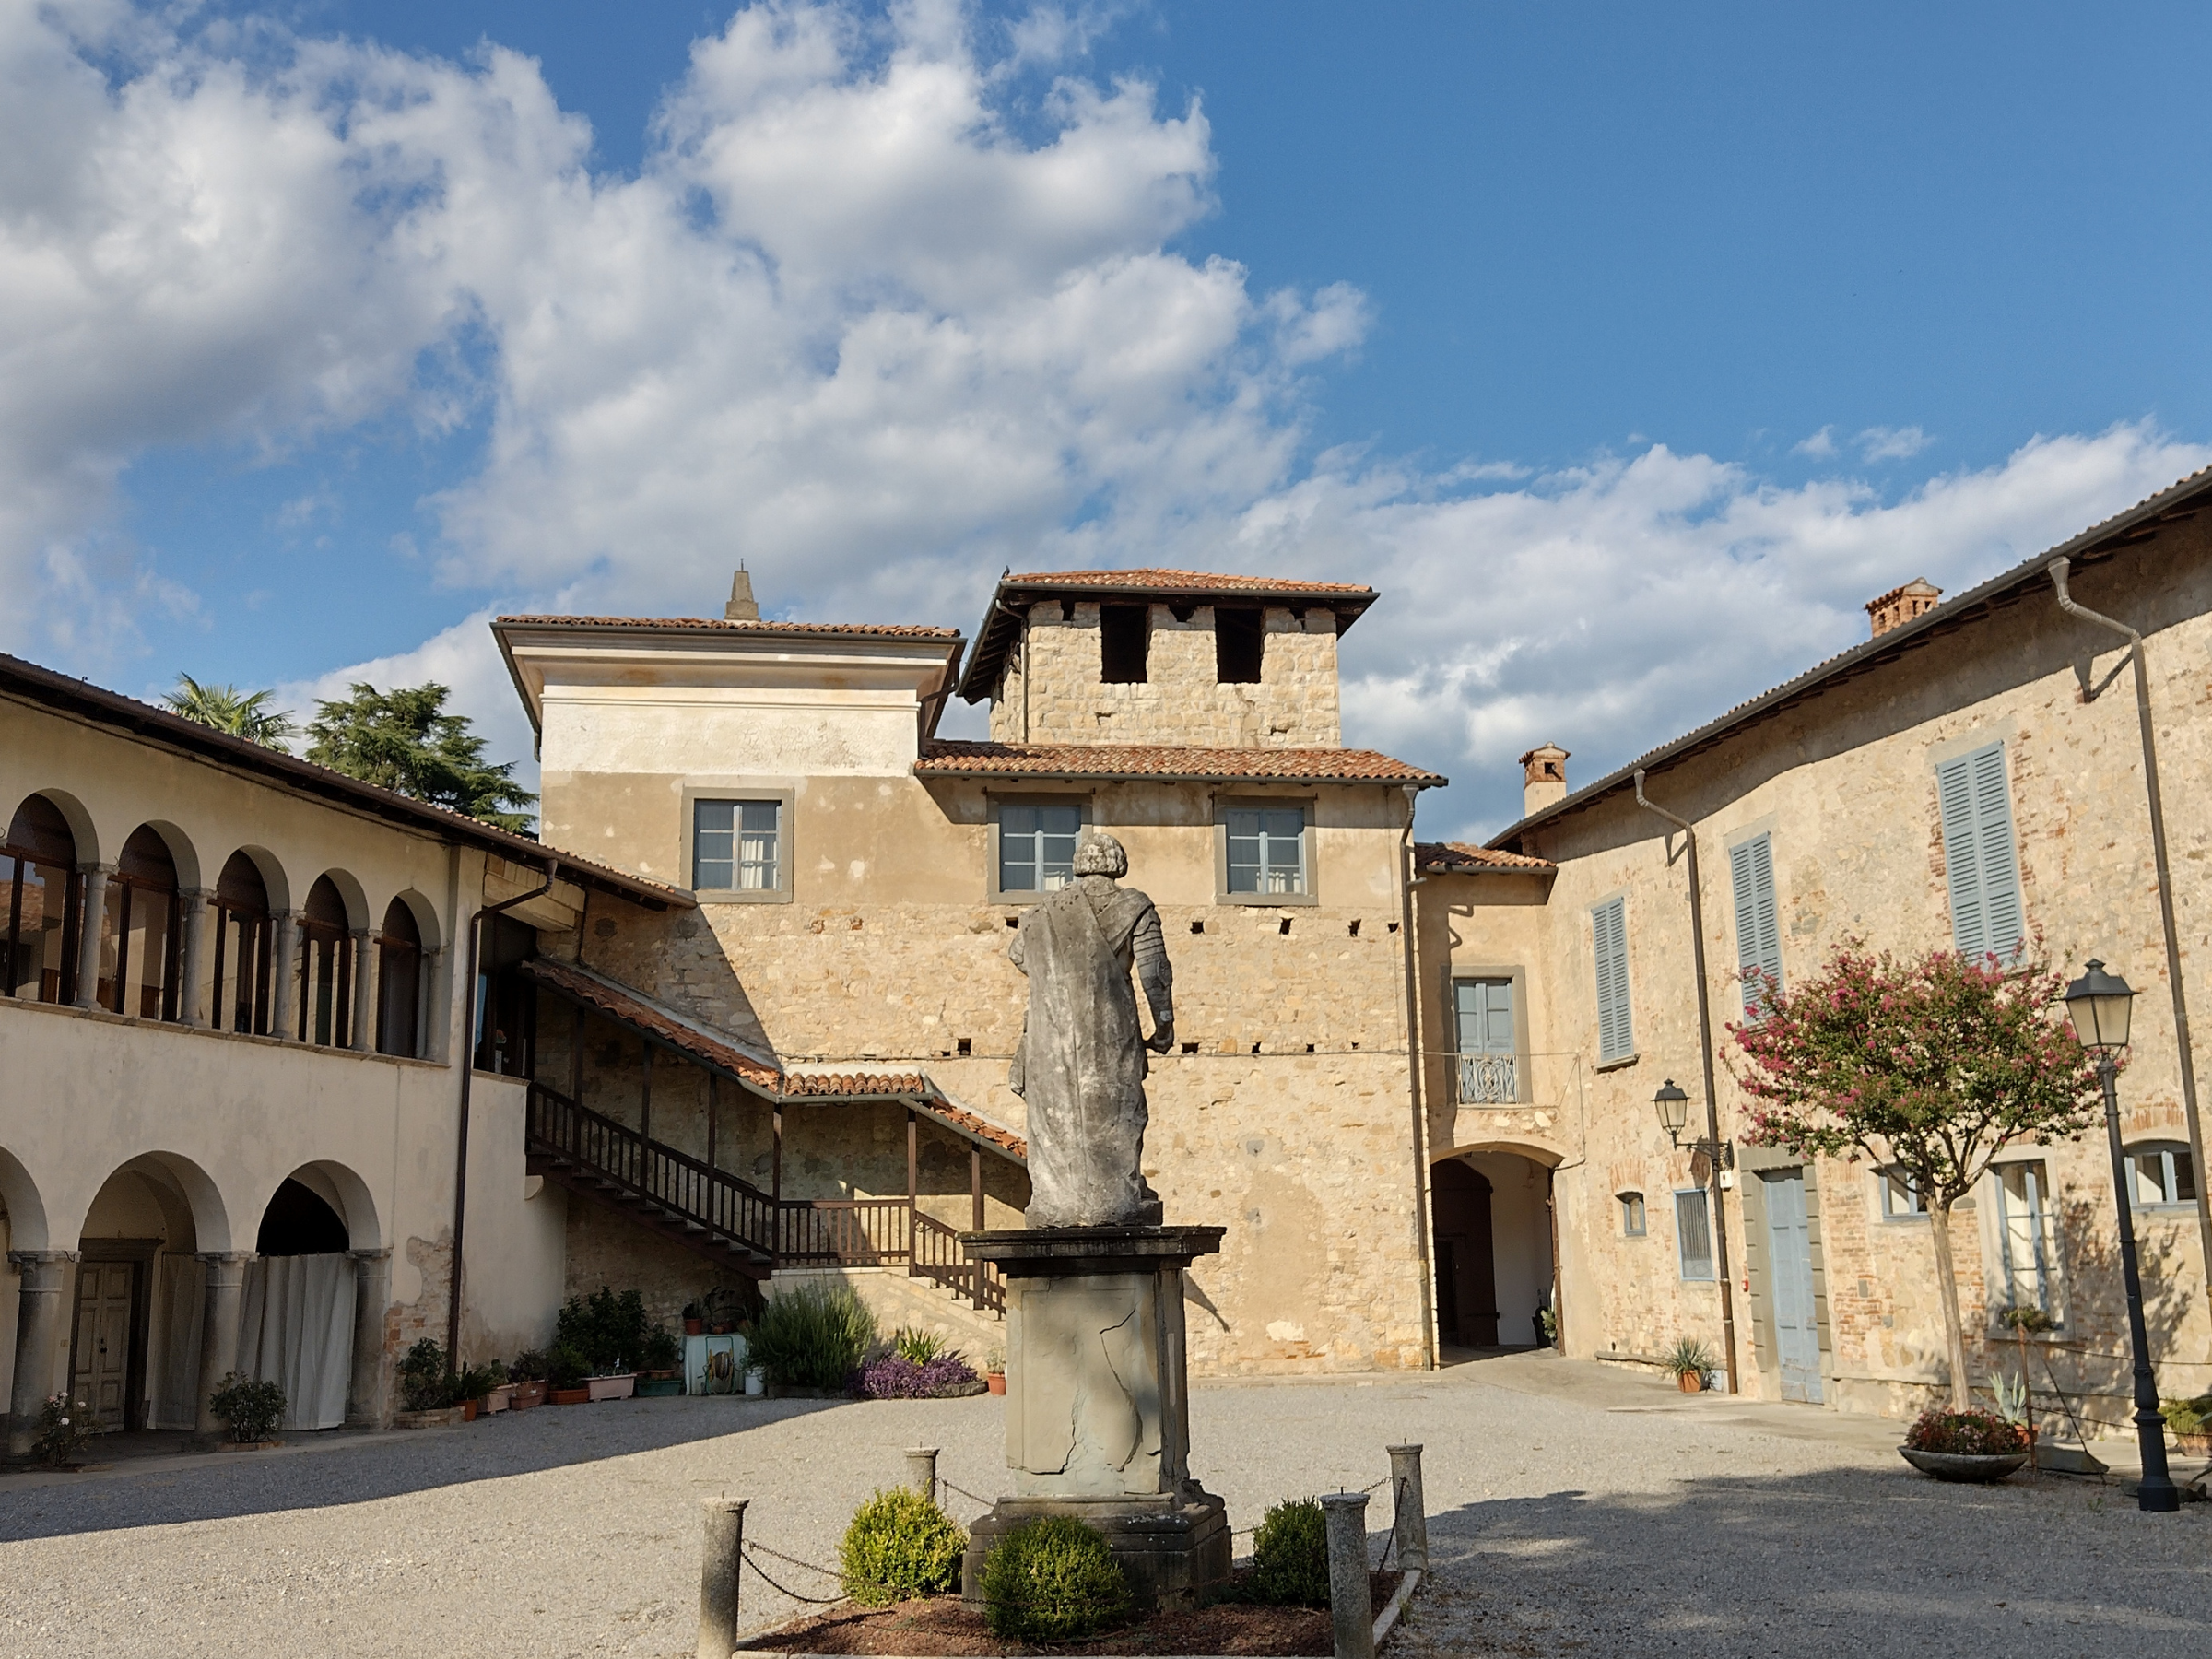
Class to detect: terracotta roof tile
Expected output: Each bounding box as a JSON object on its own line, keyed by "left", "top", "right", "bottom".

{"left": 1418, "top": 841, "right": 1555, "bottom": 873}
{"left": 496, "top": 615, "right": 962, "bottom": 641}
{"left": 916, "top": 740, "right": 1445, "bottom": 787}
{"left": 522, "top": 959, "right": 782, "bottom": 1086}
{"left": 1003, "top": 568, "right": 1375, "bottom": 596}
{"left": 783, "top": 1073, "right": 1028, "bottom": 1160}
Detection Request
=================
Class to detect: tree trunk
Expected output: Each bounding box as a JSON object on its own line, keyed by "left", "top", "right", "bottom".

{"left": 1928, "top": 1202, "right": 1974, "bottom": 1410}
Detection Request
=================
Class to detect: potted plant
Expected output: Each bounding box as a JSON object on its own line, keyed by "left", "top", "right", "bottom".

{"left": 548, "top": 1344, "right": 591, "bottom": 1406}
{"left": 638, "top": 1326, "right": 684, "bottom": 1395}
{"left": 1900, "top": 1406, "right": 2030, "bottom": 1481}
{"left": 985, "top": 1345, "right": 1007, "bottom": 1396}
{"left": 683, "top": 1300, "right": 704, "bottom": 1337}
{"left": 457, "top": 1362, "right": 506, "bottom": 1419}
{"left": 508, "top": 1350, "right": 549, "bottom": 1410}
{"left": 209, "top": 1372, "right": 287, "bottom": 1449}
{"left": 587, "top": 1368, "right": 638, "bottom": 1402}
{"left": 1661, "top": 1337, "right": 1716, "bottom": 1394}
{"left": 394, "top": 1339, "right": 467, "bottom": 1427}
{"left": 704, "top": 1286, "right": 740, "bottom": 1335}
{"left": 2160, "top": 1393, "right": 2212, "bottom": 1456}
{"left": 34, "top": 1394, "right": 95, "bottom": 1469}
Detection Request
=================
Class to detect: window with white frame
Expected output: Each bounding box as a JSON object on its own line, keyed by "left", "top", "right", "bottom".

{"left": 1994, "top": 1160, "right": 2059, "bottom": 1319}
{"left": 1879, "top": 1167, "right": 1926, "bottom": 1219}
{"left": 1620, "top": 1192, "right": 1647, "bottom": 1237}
{"left": 997, "top": 802, "right": 1084, "bottom": 894}
{"left": 2127, "top": 1142, "right": 2198, "bottom": 1210}
{"left": 694, "top": 799, "right": 782, "bottom": 892}
{"left": 1675, "top": 1189, "right": 1714, "bottom": 1279}
{"left": 1224, "top": 807, "right": 1307, "bottom": 897}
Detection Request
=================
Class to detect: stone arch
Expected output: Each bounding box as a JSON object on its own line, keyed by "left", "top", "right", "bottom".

{"left": 383, "top": 888, "right": 442, "bottom": 955}
{"left": 217, "top": 845, "right": 291, "bottom": 915}
{"left": 1432, "top": 1137, "right": 1565, "bottom": 1170}
{"left": 9, "top": 787, "right": 98, "bottom": 865}
{"left": 0, "top": 1144, "right": 52, "bottom": 1251}
{"left": 103, "top": 1150, "right": 233, "bottom": 1253}
{"left": 307, "top": 868, "right": 371, "bottom": 932}
{"left": 125, "top": 819, "right": 203, "bottom": 891}
{"left": 262, "top": 1160, "right": 382, "bottom": 1253}
{"left": 1431, "top": 1142, "right": 1562, "bottom": 1353}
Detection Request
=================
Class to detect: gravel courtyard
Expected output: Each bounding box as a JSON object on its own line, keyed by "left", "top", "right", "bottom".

{"left": 4, "top": 1354, "right": 2206, "bottom": 1658}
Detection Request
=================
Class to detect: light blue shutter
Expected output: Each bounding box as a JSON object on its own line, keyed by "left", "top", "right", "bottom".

{"left": 1936, "top": 743, "right": 2025, "bottom": 960}
{"left": 1593, "top": 897, "right": 1632, "bottom": 1062}
{"left": 1730, "top": 833, "right": 1783, "bottom": 1016}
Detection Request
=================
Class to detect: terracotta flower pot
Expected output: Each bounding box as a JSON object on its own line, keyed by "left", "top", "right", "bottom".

{"left": 685, "top": 1319, "right": 703, "bottom": 1335}
{"left": 461, "top": 1397, "right": 479, "bottom": 1422}
{"left": 986, "top": 1372, "right": 1007, "bottom": 1396}
{"left": 1677, "top": 1372, "right": 1704, "bottom": 1394}
{"left": 552, "top": 1387, "right": 591, "bottom": 1406}
{"left": 510, "top": 1381, "right": 547, "bottom": 1410}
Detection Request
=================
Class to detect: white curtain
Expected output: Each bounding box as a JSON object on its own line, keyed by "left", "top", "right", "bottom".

{"left": 237, "top": 1254, "right": 356, "bottom": 1430}
{"left": 150, "top": 1254, "right": 206, "bottom": 1430}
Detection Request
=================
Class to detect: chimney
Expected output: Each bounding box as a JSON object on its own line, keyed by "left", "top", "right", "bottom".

{"left": 724, "top": 565, "right": 760, "bottom": 621}
{"left": 1519, "top": 743, "right": 1570, "bottom": 816}
{"left": 1865, "top": 577, "right": 1940, "bottom": 639}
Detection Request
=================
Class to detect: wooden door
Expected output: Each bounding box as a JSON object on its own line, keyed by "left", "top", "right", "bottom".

{"left": 70, "top": 1261, "right": 137, "bottom": 1430}
{"left": 1430, "top": 1160, "right": 1499, "bottom": 1347}
{"left": 1763, "top": 1171, "right": 1823, "bottom": 1404}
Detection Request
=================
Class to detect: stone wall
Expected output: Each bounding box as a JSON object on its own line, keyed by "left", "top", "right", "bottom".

{"left": 990, "top": 603, "right": 1343, "bottom": 748}
{"left": 1455, "top": 527, "right": 2212, "bottom": 1424}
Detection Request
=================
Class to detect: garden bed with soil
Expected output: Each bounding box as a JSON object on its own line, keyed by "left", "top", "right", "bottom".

{"left": 744, "top": 1569, "right": 1401, "bottom": 1656}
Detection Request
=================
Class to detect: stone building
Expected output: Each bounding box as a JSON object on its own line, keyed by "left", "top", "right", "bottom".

{"left": 1440, "top": 465, "right": 2212, "bottom": 1427}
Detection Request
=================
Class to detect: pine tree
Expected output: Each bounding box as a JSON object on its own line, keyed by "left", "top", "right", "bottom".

{"left": 304, "top": 683, "right": 537, "bottom": 832}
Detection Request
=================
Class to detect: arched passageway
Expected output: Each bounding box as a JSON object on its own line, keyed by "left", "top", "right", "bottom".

{"left": 241, "top": 1167, "right": 381, "bottom": 1431}
{"left": 3, "top": 794, "right": 83, "bottom": 1005}
{"left": 1432, "top": 1148, "right": 1559, "bottom": 1351}
{"left": 376, "top": 897, "right": 423, "bottom": 1058}
{"left": 211, "top": 852, "right": 275, "bottom": 1035}
{"left": 67, "top": 1157, "right": 216, "bottom": 1432}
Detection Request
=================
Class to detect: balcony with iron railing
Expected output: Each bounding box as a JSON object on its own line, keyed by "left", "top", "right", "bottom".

{"left": 1455, "top": 1053, "right": 1519, "bottom": 1104}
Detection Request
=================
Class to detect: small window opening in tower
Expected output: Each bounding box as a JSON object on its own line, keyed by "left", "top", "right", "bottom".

{"left": 1100, "top": 605, "right": 1150, "bottom": 683}
{"left": 1215, "top": 606, "right": 1264, "bottom": 683}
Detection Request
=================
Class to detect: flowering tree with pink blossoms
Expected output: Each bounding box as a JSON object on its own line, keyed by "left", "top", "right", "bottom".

{"left": 1731, "top": 943, "right": 2102, "bottom": 1409}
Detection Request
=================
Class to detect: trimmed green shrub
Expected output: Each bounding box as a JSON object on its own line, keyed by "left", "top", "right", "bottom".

{"left": 398, "top": 1339, "right": 455, "bottom": 1411}
{"left": 556, "top": 1287, "right": 652, "bottom": 1372}
{"left": 747, "top": 1284, "right": 877, "bottom": 1390}
{"left": 1251, "top": 1498, "right": 1331, "bottom": 1607}
{"left": 980, "top": 1516, "right": 1132, "bottom": 1641}
{"left": 209, "top": 1372, "right": 287, "bottom": 1441}
{"left": 839, "top": 1488, "right": 969, "bottom": 1606}
{"left": 547, "top": 1343, "right": 589, "bottom": 1388}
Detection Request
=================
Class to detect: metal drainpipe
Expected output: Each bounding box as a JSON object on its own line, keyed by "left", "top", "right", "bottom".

{"left": 1396, "top": 783, "right": 1440, "bottom": 1370}
{"left": 2050, "top": 557, "right": 2212, "bottom": 1318}
{"left": 446, "top": 853, "right": 559, "bottom": 1372}
{"left": 1634, "top": 770, "right": 1741, "bottom": 1394}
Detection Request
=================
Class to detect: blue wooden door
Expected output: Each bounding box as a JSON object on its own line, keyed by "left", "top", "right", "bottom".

{"left": 1763, "top": 1171, "right": 1823, "bottom": 1404}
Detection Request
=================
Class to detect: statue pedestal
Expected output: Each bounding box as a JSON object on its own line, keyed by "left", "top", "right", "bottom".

{"left": 959, "top": 1225, "right": 1230, "bottom": 1612}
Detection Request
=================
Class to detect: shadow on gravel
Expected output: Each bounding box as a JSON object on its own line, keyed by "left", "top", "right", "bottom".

{"left": 1405, "top": 1466, "right": 2211, "bottom": 1657}
{"left": 0, "top": 1396, "right": 845, "bottom": 1543}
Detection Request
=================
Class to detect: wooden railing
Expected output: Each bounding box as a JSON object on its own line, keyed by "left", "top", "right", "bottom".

{"left": 528, "top": 1080, "right": 1003, "bottom": 1312}
{"left": 913, "top": 1209, "right": 1004, "bottom": 1313}
{"left": 527, "top": 1083, "right": 780, "bottom": 1260}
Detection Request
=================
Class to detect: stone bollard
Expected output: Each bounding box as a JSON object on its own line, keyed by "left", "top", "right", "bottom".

{"left": 1319, "top": 1490, "right": 1374, "bottom": 1659}
{"left": 698, "top": 1497, "right": 747, "bottom": 1659}
{"left": 1386, "top": 1443, "right": 1428, "bottom": 1572}
{"left": 906, "top": 1446, "right": 940, "bottom": 1502}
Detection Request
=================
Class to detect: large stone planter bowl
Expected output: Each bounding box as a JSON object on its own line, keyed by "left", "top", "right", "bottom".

{"left": 1899, "top": 1446, "right": 2029, "bottom": 1482}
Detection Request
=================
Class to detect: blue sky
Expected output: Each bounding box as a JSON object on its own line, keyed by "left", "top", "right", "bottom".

{"left": 6, "top": 2, "right": 2210, "bottom": 834}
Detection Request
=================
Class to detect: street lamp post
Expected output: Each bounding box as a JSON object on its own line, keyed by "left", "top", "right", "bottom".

{"left": 2064, "top": 959, "right": 2180, "bottom": 1514}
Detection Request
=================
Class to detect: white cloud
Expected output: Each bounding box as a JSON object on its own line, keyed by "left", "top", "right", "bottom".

{"left": 4, "top": 6, "right": 2206, "bottom": 849}
{"left": 1858, "top": 424, "right": 1933, "bottom": 462}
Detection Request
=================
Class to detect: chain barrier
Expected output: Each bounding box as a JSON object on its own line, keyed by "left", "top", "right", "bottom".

{"left": 740, "top": 1543, "right": 848, "bottom": 1606}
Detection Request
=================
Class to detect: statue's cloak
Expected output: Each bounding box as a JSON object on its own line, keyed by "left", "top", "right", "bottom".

{"left": 1009, "top": 880, "right": 1159, "bottom": 1228}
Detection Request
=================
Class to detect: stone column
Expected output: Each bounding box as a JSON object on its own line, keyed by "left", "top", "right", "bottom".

{"left": 178, "top": 888, "right": 211, "bottom": 1028}
{"left": 194, "top": 1252, "right": 254, "bottom": 1440}
{"left": 346, "top": 1249, "right": 392, "bottom": 1427}
{"left": 269, "top": 911, "right": 300, "bottom": 1041}
{"left": 6, "top": 1251, "right": 78, "bottom": 1460}
{"left": 417, "top": 947, "right": 443, "bottom": 1062}
{"left": 74, "top": 865, "right": 113, "bottom": 1009}
{"left": 351, "top": 929, "right": 378, "bottom": 1053}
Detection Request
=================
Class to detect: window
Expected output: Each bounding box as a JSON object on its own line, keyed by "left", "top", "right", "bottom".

{"left": 1994, "top": 1161, "right": 2058, "bottom": 1317}
{"left": 997, "top": 802, "right": 1084, "bottom": 894}
{"left": 2127, "top": 1143, "right": 2198, "bottom": 1209}
{"left": 1100, "top": 604, "right": 1149, "bottom": 683}
{"left": 1225, "top": 807, "right": 1307, "bottom": 897}
{"left": 1620, "top": 1192, "right": 1647, "bottom": 1237}
{"left": 210, "top": 849, "right": 274, "bottom": 1036}
{"left": 694, "top": 799, "right": 782, "bottom": 893}
{"left": 1730, "top": 832, "right": 1783, "bottom": 1017}
{"left": 299, "top": 873, "right": 355, "bottom": 1049}
{"left": 2, "top": 793, "right": 83, "bottom": 1006}
{"left": 1676, "top": 1189, "right": 1714, "bottom": 1279}
{"left": 1592, "top": 896, "right": 1633, "bottom": 1064}
{"left": 108, "top": 825, "right": 182, "bottom": 1021}
{"left": 1880, "top": 1167, "right": 1926, "bottom": 1219}
{"left": 1453, "top": 977, "right": 1516, "bottom": 1102}
{"left": 377, "top": 897, "right": 423, "bottom": 1059}
{"left": 1215, "top": 607, "right": 1264, "bottom": 683}
{"left": 1936, "top": 742, "right": 2026, "bottom": 962}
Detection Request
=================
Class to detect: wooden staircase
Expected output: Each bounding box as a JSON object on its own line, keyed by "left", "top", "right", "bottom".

{"left": 524, "top": 1082, "right": 1005, "bottom": 1312}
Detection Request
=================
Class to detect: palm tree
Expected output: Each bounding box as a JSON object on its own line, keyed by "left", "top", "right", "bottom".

{"left": 164, "top": 675, "right": 297, "bottom": 747}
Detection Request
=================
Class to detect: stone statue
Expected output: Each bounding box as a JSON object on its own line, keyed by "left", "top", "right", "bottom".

{"left": 1007, "top": 830, "right": 1173, "bottom": 1228}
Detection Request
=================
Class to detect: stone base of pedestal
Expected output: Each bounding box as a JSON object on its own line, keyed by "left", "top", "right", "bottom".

{"left": 960, "top": 1489, "right": 1232, "bottom": 1612}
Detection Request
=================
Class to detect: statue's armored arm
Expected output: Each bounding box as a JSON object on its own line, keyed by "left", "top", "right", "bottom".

{"left": 1132, "top": 901, "right": 1174, "bottom": 1053}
